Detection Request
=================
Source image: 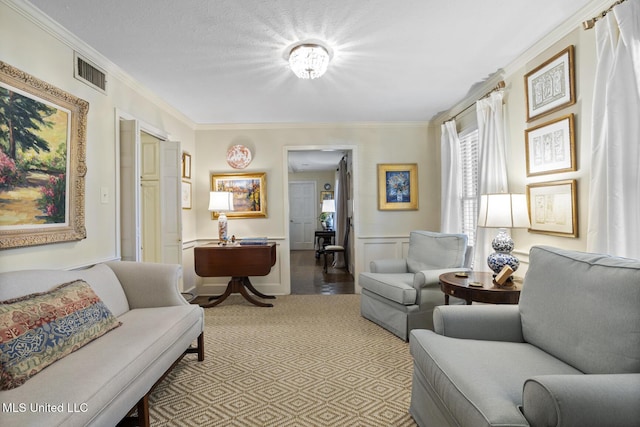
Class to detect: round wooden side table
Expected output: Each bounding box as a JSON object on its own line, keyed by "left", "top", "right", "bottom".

{"left": 439, "top": 271, "right": 521, "bottom": 305}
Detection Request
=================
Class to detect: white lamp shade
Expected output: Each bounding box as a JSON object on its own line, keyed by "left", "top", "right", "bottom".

{"left": 321, "top": 199, "right": 336, "bottom": 213}
{"left": 478, "top": 194, "right": 530, "bottom": 228}
{"left": 208, "top": 192, "right": 234, "bottom": 212}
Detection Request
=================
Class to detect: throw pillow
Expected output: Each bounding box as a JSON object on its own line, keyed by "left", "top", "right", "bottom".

{"left": 0, "top": 280, "right": 122, "bottom": 390}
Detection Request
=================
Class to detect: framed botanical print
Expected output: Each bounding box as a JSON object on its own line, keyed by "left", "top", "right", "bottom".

{"left": 525, "top": 45, "right": 575, "bottom": 122}
{"left": 525, "top": 114, "right": 576, "bottom": 176}
{"left": 377, "top": 163, "right": 418, "bottom": 210}
{"left": 181, "top": 180, "right": 191, "bottom": 209}
{"left": 0, "top": 61, "right": 89, "bottom": 249}
{"left": 210, "top": 172, "right": 267, "bottom": 218}
{"left": 526, "top": 179, "right": 578, "bottom": 237}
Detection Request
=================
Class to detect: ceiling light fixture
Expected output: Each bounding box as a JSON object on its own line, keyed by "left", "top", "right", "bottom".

{"left": 288, "top": 43, "right": 331, "bottom": 79}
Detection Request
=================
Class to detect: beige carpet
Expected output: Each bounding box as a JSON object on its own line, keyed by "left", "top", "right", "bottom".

{"left": 149, "top": 294, "right": 418, "bottom": 426}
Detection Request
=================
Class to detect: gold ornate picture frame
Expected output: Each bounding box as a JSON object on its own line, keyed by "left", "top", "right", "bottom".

{"left": 210, "top": 172, "right": 267, "bottom": 218}
{"left": 377, "top": 163, "right": 418, "bottom": 210}
{"left": 525, "top": 114, "right": 576, "bottom": 176}
{"left": 526, "top": 179, "right": 578, "bottom": 237}
{"left": 0, "top": 61, "right": 89, "bottom": 249}
{"left": 525, "top": 45, "right": 576, "bottom": 122}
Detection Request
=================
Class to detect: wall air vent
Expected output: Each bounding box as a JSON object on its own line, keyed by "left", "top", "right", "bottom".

{"left": 74, "top": 53, "right": 107, "bottom": 94}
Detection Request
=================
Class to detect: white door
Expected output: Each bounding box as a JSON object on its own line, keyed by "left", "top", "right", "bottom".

{"left": 289, "top": 181, "right": 316, "bottom": 250}
{"left": 160, "top": 140, "right": 182, "bottom": 265}
{"left": 119, "top": 119, "right": 140, "bottom": 261}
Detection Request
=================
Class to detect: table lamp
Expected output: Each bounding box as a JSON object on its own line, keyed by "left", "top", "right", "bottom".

{"left": 321, "top": 199, "right": 336, "bottom": 230}
{"left": 209, "top": 191, "right": 234, "bottom": 242}
{"left": 478, "top": 193, "right": 530, "bottom": 276}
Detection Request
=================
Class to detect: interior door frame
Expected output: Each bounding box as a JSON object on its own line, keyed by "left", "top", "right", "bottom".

{"left": 115, "top": 109, "right": 172, "bottom": 261}
{"left": 283, "top": 145, "right": 358, "bottom": 278}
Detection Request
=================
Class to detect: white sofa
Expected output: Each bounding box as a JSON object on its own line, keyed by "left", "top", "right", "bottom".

{"left": 0, "top": 261, "right": 204, "bottom": 427}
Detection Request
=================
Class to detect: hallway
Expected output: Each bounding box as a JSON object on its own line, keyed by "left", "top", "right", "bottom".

{"left": 290, "top": 250, "right": 354, "bottom": 295}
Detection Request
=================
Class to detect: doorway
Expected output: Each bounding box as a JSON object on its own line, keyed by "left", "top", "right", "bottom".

{"left": 286, "top": 146, "right": 356, "bottom": 294}
{"left": 118, "top": 117, "right": 182, "bottom": 265}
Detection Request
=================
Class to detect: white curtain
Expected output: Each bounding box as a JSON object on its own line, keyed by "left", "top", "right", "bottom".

{"left": 440, "top": 120, "right": 463, "bottom": 234}
{"left": 474, "top": 91, "right": 509, "bottom": 270}
{"left": 333, "top": 156, "right": 349, "bottom": 269}
{"left": 587, "top": 0, "right": 640, "bottom": 260}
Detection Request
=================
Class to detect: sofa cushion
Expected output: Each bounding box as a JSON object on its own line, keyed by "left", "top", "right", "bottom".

{"left": 406, "top": 231, "right": 467, "bottom": 273}
{"left": 0, "top": 264, "right": 130, "bottom": 317}
{"left": 521, "top": 246, "right": 640, "bottom": 374}
{"left": 409, "top": 329, "right": 582, "bottom": 427}
{"left": 0, "top": 280, "right": 121, "bottom": 390}
{"left": 359, "top": 272, "right": 417, "bottom": 305}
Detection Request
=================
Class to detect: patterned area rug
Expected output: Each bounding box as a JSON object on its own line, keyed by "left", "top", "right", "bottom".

{"left": 149, "top": 294, "right": 417, "bottom": 426}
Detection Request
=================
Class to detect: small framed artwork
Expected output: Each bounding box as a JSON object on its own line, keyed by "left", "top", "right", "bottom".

{"left": 525, "top": 45, "right": 575, "bottom": 122}
{"left": 211, "top": 172, "right": 267, "bottom": 218}
{"left": 526, "top": 179, "right": 578, "bottom": 237}
{"left": 377, "top": 163, "right": 418, "bottom": 210}
{"left": 320, "top": 190, "right": 333, "bottom": 202}
{"left": 0, "top": 61, "right": 89, "bottom": 249}
{"left": 182, "top": 152, "right": 191, "bottom": 179}
{"left": 181, "top": 181, "right": 191, "bottom": 209}
{"left": 525, "top": 114, "right": 576, "bottom": 176}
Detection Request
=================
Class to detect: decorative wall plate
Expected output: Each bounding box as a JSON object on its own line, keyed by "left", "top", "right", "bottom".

{"left": 226, "top": 145, "right": 252, "bottom": 169}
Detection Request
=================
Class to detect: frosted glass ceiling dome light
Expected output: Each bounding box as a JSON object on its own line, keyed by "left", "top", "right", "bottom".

{"left": 288, "top": 43, "right": 331, "bottom": 79}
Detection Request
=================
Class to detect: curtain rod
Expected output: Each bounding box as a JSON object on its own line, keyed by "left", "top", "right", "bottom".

{"left": 443, "top": 80, "right": 505, "bottom": 125}
{"left": 583, "top": 0, "right": 626, "bottom": 30}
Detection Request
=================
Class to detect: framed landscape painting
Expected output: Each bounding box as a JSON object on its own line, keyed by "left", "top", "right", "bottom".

{"left": 525, "top": 45, "right": 575, "bottom": 122}
{"left": 211, "top": 172, "right": 267, "bottom": 218}
{"left": 525, "top": 114, "right": 576, "bottom": 176}
{"left": 377, "top": 163, "right": 418, "bottom": 210}
{"left": 0, "top": 62, "right": 89, "bottom": 249}
{"left": 526, "top": 180, "right": 578, "bottom": 237}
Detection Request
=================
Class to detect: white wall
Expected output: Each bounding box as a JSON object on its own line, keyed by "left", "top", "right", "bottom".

{"left": 434, "top": 12, "right": 602, "bottom": 277}
{"left": 0, "top": 1, "right": 196, "bottom": 272}
{"left": 194, "top": 123, "right": 438, "bottom": 294}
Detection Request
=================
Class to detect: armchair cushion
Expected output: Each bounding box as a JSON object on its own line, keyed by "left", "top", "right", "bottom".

{"left": 359, "top": 273, "right": 417, "bottom": 305}
{"left": 410, "top": 329, "right": 581, "bottom": 427}
{"left": 406, "top": 231, "right": 468, "bottom": 273}
{"left": 521, "top": 246, "right": 640, "bottom": 374}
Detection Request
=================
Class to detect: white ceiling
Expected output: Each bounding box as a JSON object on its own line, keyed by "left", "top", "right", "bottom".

{"left": 28, "top": 0, "right": 595, "bottom": 126}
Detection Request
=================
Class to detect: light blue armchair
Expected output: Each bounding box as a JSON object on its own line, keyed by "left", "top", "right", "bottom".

{"left": 409, "top": 246, "right": 640, "bottom": 427}
{"left": 359, "top": 231, "right": 469, "bottom": 341}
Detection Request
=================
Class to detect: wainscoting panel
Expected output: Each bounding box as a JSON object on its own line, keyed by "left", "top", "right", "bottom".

{"left": 355, "top": 236, "right": 410, "bottom": 292}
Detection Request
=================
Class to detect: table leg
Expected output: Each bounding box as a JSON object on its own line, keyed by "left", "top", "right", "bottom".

{"left": 200, "top": 281, "right": 234, "bottom": 308}
{"left": 200, "top": 277, "right": 274, "bottom": 308}
{"left": 444, "top": 294, "right": 450, "bottom": 305}
{"left": 242, "top": 277, "right": 276, "bottom": 299}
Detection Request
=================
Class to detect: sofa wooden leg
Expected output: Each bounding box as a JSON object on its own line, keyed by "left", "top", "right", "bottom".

{"left": 185, "top": 332, "right": 205, "bottom": 361}
{"left": 137, "top": 394, "right": 150, "bottom": 427}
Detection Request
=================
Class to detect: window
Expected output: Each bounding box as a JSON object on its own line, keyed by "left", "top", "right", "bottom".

{"left": 459, "top": 129, "right": 479, "bottom": 249}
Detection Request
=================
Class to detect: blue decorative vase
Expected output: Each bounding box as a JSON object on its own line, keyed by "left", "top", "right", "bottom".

{"left": 487, "top": 228, "right": 520, "bottom": 275}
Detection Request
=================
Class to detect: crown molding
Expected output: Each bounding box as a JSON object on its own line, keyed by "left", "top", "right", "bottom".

{"left": 3, "top": 0, "right": 196, "bottom": 129}
{"left": 195, "top": 121, "right": 430, "bottom": 131}
{"left": 430, "top": 0, "right": 613, "bottom": 126}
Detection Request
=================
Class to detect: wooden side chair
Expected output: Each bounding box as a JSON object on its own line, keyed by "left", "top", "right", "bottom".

{"left": 322, "top": 218, "right": 350, "bottom": 273}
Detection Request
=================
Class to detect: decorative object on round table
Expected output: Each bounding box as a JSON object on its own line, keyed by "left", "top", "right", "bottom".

{"left": 486, "top": 229, "right": 520, "bottom": 274}
{"left": 226, "top": 145, "right": 252, "bottom": 169}
{"left": 477, "top": 193, "right": 531, "bottom": 276}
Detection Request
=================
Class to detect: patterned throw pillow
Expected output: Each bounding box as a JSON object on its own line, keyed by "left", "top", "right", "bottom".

{"left": 0, "top": 280, "right": 122, "bottom": 390}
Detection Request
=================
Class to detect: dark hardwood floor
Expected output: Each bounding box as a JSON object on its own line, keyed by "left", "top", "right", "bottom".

{"left": 290, "top": 250, "right": 354, "bottom": 294}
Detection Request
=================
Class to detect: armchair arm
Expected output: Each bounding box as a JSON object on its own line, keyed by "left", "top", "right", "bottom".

{"left": 370, "top": 258, "right": 408, "bottom": 274}
{"left": 105, "top": 261, "right": 188, "bottom": 309}
{"left": 522, "top": 374, "right": 640, "bottom": 427}
{"left": 414, "top": 267, "right": 470, "bottom": 288}
{"left": 433, "top": 305, "right": 524, "bottom": 342}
